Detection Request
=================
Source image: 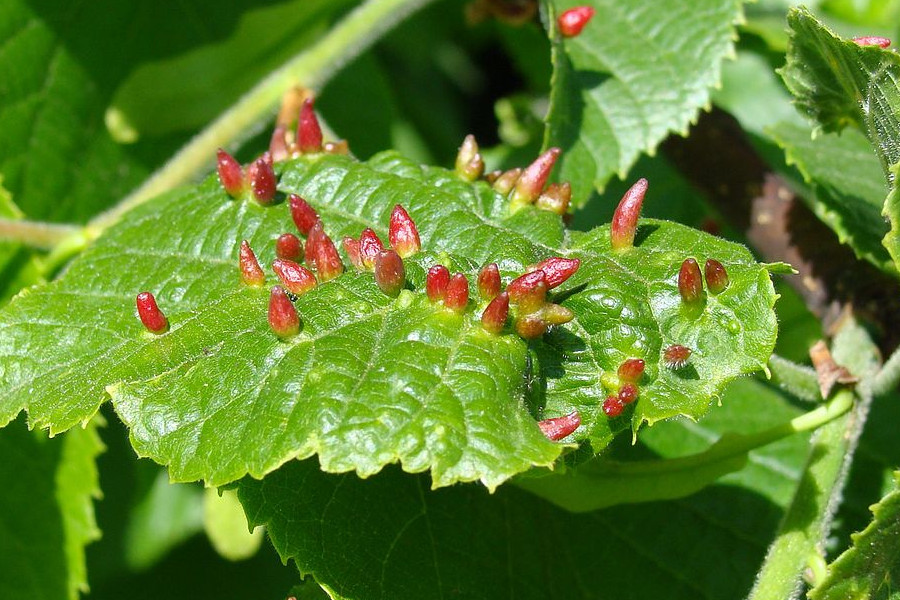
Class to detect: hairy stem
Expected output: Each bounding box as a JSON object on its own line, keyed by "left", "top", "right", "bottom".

{"left": 90, "top": 0, "right": 434, "bottom": 232}
{"left": 514, "top": 391, "right": 853, "bottom": 513}
{"left": 0, "top": 218, "right": 83, "bottom": 250}
{"left": 768, "top": 354, "right": 820, "bottom": 403}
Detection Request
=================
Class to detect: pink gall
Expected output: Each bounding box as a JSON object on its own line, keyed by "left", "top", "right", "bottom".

{"left": 297, "top": 98, "right": 323, "bottom": 154}
{"left": 374, "top": 250, "right": 405, "bottom": 297}
{"left": 481, "top": 292, "right": 509, "bottom": 334}
{"left": 537, "top": 411, "right": 581, "bottom": 441}
{"left": 247, "top": 152, "right": 277, "bottom": 205}
{"left": 389, "top": 205, "right": 421, "bottom": 258}
{"left": 558, "top": 6, "right": 595, "bottom": 38}
{"left": 239, "top": 240, "right": 266, "bottom": 287}
{"left": 272, "top": 259, "right": 317, "bottom": 296}
{"left": 445, "top": 273, "right": 469, "bottom": 313}
{"left": 512, "top": 147, "right": 560, "bottom": 206}
{"left": 289, "top": 194, "right": 319, "bottom": 236}
{"left": 268, "top": 286, "right": 300, "bottom": 339}
{"left": 276, "top": 233, "right": 303, "bottom": 262}
{"left": 136, "top": 292, "right": 168, "bottom": 334}
{"left": 610, "top": 178, "right": 648, "bottom": 250}
{"left": 216, "top": 149, "right": 244, "bottom": 197}
{"left": 704, "top": 259, "right": 729, "bottom": 295}
{"left": 477, "top": 263, "right": 501, "bottom": 301}
{"left": 426, "top": 265, "right": 451, "bottom": 303}
{"left": 533, "top": 256, "right": 580, "bottom": 288}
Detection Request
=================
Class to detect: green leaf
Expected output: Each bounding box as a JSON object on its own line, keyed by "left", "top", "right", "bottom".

{"left": 809, "top": 472, "right": 900, "bottom": 600}
{"left": 544, "top": 0, "right": 745, "bottom": 204}
{"left": 0, "top": 416, "right": 102, "bottom": 600}
{"left": 0, "top": 151, "right": 778, "bottom": 490}
{"left": 780, "top": 7, "right": 900, "bottom": 269}
{"left": 768, "top": 121, "right": 894, "bottom": 272}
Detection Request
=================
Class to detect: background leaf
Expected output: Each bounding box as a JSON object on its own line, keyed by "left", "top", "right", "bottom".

{"left": 0, "top": 416, "right": 101, "bottom": 600}
{"left": 780, "top": 7, "right": 900, "bottom": 269}
{"left": 544, "top": 0, "right": 744, "bottom": 204}
{"left": 810, "top": 471, "right": 900, "bottom": 600}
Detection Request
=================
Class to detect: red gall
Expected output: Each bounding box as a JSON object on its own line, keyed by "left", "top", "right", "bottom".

{"left": 512, "top": 147, "right": 561, "bottom": 207}
{"left": 477, "top": 263, "right": 501, "bottom": 301}
{"left": 297, "top": 98, "right": 323, "bottom": 154}
{"left": 704, "top": 259, "right": 729, "bottom": 295}
{"left": 617, "top": 358, "right": 645, "bottom": 383}
{"left": 374, "top": 250, "right": 405, "bottom": 297}
{"left": 602, "top": 395, "right": 625, "bottom": 418}
{"left": 426, "top": 265, "right": 451, "bottom": 303}
{"left": 481, "top": 292, "right": 509, "bottom": 334}
{"left": 537, "top": 410, "right": 581, "bottom": 441}
{"left": 664, "top": 344, "right": 692, "bottom": 369}
{"left": 535, "top": 182, "right": 572, "bottom": 216}
{"left": 678, "top": 258, "right": 704, "bottom": 304}
{"left": 311, "top": 226, "right": 344, "bottom": 282}
{"left": 507, "top": 270, "right": 547, "bottom": 314}
{"left": 558, "top": 6, "right": 595, "bottom": 38}
{"left": 304, "top": 220, "right": 324, "bottom": 265}
{"left": 618, "top": 383, "right": 638, "bottom": 405}
{"left": 276, "top": 233, "right": 303, "bottom": 262}
{"left": 289, "top": 194, "right": 319, "bottom": 236}
{"left": 268, "top": 286, "right": 300, "bottom": 339}
{"left": 272, "top": 259, "right": 317, "bottom": 296}
{"left": 358, "top": 228, "right": 385, "bottom": 270}
{"left": 247, "top": 152, "right": 277, "bottom": 205}
{"left": 445, "top": 273, "right": 469, "bottom": 313}
{"left": 136, "top": 292, "right": 168, "bottom": 334}
{"left": 389, "top": 205, "right": 421, "bottom": 258}
{"left": 343, "top": 237, "right": 363, "bottom": 270}
{"left": 269, "top": 124, "right": 289, "bottom": 162}
{"left": 239, "top": 240, "right": 266, "bottom": 287}
{"left": 610, "top": 178, "right": 648, "bottom": 250}
{"left": 852, "top": 36, "right": 891, "bottom": 48}
{"left": 455, "top": 134, "right": 485, "bottom": 181}
{"left": 533, "top": 256, "right": 580, "bottom": 288}
{"left": 216, "top": 149, "right": 244, "bottom": 197}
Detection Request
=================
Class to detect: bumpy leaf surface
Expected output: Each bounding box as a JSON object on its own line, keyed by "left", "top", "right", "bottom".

{"left": 0, "top": 151, "right": 777, "bottom": 489}
{"left": 544, "top": 0, "right": 744, "bottom": 203}
{"left": 238, "top": 376, "right": 813, "bottom": 599}
{"left": 780, "top": 7, "right": 900, "bottom": 270}
{"left": 0, "top": 417, "right": 102, "bottom": 600}
{"left": 810, "top": 472, "right": 900, "bottom": 600}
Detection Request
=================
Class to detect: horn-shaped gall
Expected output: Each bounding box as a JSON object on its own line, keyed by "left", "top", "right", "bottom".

{"left": 481, "top": 292, "right": 509, "bottom": 334}
{"left": 374, "top": 250, "right": 405, "bottom": 297}
{"left": 455, "top": 134, "right": 485, "bottom": 181}
{"left": 389, "top": 205, "right": 421, "bottom": 258}
{"left": 602, "top": 395, "right": 625, "bottom": 418}
{"left": 512, "top": 147, "right": 560, "bottom": 207}
{"left": 617, "top": 358, "right": 645, "bottom": 383}
{"left": 535, "top": 182, "right": 572, "bottom": 215}
{"left": 515, "top": 314, "right": 547, "bottom": 339}
{"left": 537, "top": 410, "right": 581, "bottom": 441}
{"left": 426, "top": 265, "right": 450, "bottom": 303}
{"left": 269, "top": 124, "right": 289, "bottom": 162}
{"left": 533, "top": 256, "right": 580, "bottom": 288}
{"left": 268, "top": 286, "right": 300, "bottom": 339}
{"left": 359, "top": 228, "right": 384, "bottom": 269}
{"left": 216, "top": 149, "right": 244, "bottom": 197}
{"left": 492, "top": 168, "right": 521, "bottom": 195}
{"left": 853, "top": 36, "right": 891, "bottom": 48}
{"left": 310, "top": 224, "right": 343, "bottom": 282}
{"left": 477, "top": 263, "right": 501, "bottom": 301}
{"left": 289, "top": 194, "right": 319, "bottom": 236}
{"left": 507, "top": 270, "right": 547, "bottom": 314}
{"left": 704, "top": 259, "right": 729, "bottom": 295}
{"left": 272, "top": 259, "right": 317, "bottom": 296}
{"left": 297, "top": 98, "right": 323, "bottom": 154}
{"left": 239, "top": 240, "right": 265, "bottom": 287}
{"left": 558, "top": 6, "right": 595, "bottom": 38}
{"left": 539, "top": 303, "right": 574, "bottom": 325}
{"left": 678, "top": 258, "right": 704, "bottom": 304}
{"left": 343, "top": 237, "right": 363, "bottom": 269}
{"left": 618, "top": 383, "right": 638, "bottom": 405}
{"left": 247, "top": 152, "right": 277, "bottom": 205}
{"left": 276, "top": 233, "right": 303, "bottom": 262}
{"left": 610, "top": 178, "right": 648, "bottom": 250}
{"left": 136, "top": 292, "right": 168, "bottom": 334}
{"left": 445, "top": 273, "right": 469, "bottom": 313}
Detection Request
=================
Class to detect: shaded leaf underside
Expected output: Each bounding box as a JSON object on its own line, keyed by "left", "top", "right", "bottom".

{"left": 0, "top": 151, "right": 777, "bottom": 489}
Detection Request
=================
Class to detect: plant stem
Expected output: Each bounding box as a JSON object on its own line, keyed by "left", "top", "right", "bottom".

{"left": 90, "top": 0, "right": 434, "bottom": 232}
{"left": 0, "top": 218, "right": 83, "bottom": 250}
{"left": 872, "top": 346, "right": 900, "bottom": 396}
{"left": 768, "top": 354, "right": 821, "bottom": 403}
{"left": 514, "top": 390, "right": 854, "bottom": 513}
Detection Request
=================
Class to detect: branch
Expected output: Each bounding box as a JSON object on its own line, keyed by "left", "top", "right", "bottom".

{"left": 0, "top": 218, "right": 82, "bottom": 250}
